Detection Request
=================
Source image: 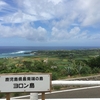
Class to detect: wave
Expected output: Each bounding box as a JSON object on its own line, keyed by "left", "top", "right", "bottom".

{"left": 11, "top": 51, "right": 27, "bottom": 54}
{"left": 1, "top": 51, "right": 28, "bottom": 55}
{"left": 0, "top": 50, "right": 34, "bottom": 58}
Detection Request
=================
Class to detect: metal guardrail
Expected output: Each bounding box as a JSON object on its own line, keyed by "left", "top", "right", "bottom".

{"left": 52, "top": 80, "right": 100, "bottom": 86}
{"left": 6, "top": 81, "right": 100, "bottom": 100}
{"left": 11, "top": 98, "right": 100, "bottom": 100}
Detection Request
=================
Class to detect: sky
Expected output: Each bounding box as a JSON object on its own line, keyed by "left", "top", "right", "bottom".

{"left": 0, "top": 0, "right": 100, "bottom": 46}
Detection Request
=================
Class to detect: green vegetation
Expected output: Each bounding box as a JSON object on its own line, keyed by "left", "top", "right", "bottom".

{"left": 0, "top": 49, "right": 100, "bottom": 98}
{"left": 0, "top": 49, "right": 100, "bottom": 79}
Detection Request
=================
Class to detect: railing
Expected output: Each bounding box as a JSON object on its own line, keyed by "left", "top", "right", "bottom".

{"left": 11, "top": 80, "right": 100, "bottom": 100}
{"left": 52, "top": 80, "right": 100, "bottom": 86}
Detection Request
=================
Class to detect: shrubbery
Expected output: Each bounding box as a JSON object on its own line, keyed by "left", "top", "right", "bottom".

{"left": 0, "top": 54, "right": 100, "bottom": 80}
{"left": 80, "top": 66, "right": 92, "bottom": 75}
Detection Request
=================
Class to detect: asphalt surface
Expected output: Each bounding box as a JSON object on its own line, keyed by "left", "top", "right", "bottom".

{"left": 14, "top": 86, "right": 100, "bottom": 99}
{"left": 13, "top": 75, "right": 100, "bottom": 99}
{"left": 38, "top": 86, "right": 100, "bottom": 99}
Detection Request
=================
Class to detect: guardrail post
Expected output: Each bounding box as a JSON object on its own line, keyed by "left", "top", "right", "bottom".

{"left": 30, "top": 93, "right": 38, "bottom": 100}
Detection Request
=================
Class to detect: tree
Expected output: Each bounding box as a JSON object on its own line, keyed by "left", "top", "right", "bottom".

{"left": 86, "top": 56, "right": 100, "bottom": 69}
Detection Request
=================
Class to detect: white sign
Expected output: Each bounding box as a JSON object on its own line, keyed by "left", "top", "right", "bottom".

{"left": 0, "top": 74, "right": 51, "bottom": 93}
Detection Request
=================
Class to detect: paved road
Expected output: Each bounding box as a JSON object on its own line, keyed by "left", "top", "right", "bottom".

{"left": 13, "top": 75, "right": 100, "bottom": 99}
{"left": 14, "top": 86, "right": 100, "bottom": 99}
{"left": 38, "top": 86, "right": 100, "bottom": 99}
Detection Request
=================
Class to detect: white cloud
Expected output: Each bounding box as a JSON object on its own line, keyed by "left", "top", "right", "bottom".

{"left": 51, "top": 26, "right": 100, "bottom": 41}
{"left": 0, "top": 0, "right": 100, "bottom": 45}
{"left": 51, "top": 27, "right": 81, "bottom": 40}
{"left": 75, "top": 0, "right": 100, "bottom": 26}
{"left": 48, "top": 0, "right": 62, "bottom": 5}
{"left": 51, "top": 27, "right": 68, "bottom": 40}
{"left": 73, "top": 31, "right": 90, "bottom": 39}
{"left": 0, "top": 23, "right": 47, "bottom": 41}
{"left": 1, "top": 0, "right": 100, "bottom": 26}
{"left": 0, "top": 0, "right": 68, "bottom": 23}
{"left": 89, "top": 34, "right": 100, "bottom": 39}
{"left": 69, "top": 27, "right": 80, "bottom": 35}
{"left": 1, "top": 10, "right": 38, "bottom": 23}
{"left": 0, "top": 0, "right": 7, "bottom": 6}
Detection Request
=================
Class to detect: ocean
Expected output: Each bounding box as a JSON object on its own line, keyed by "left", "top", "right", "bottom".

{"left": 0, "top": 46, "right": 100, "bottom": 58}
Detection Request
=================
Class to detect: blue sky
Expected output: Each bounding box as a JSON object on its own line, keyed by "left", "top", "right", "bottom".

{"left": 0, "top": 0, "right": 100, "bottom": 46}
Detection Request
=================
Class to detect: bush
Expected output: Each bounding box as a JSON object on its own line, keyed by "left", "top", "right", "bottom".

{"left": 80, "top": 66, "right": 92, "bottom": 75}
{"left": 87, "top": 56, "right": 100, "bottom": 69}
{"left": 13, "top": 92, "right": 20, "bottom": 97}
{"left": 0, "top": 93, "right": 5, "bottom": 98}
{"left": 66, "top": 66, "right": 77, "bottom": 76}
{"left": 53, "top": 86, "right": 61, "bottom": 90}
{"left": 92, "top": 67, "right": 100, "bottom": 74}
{"left": 52, "top": 72, "right": 58, "bottom": 80}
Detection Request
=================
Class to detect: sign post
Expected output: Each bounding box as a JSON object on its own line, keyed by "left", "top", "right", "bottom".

{"left": 6, "top": 93, "right": 10, "bottom": 100}
{"left": 42, "top": 92, "right": 45, "bottom": 100}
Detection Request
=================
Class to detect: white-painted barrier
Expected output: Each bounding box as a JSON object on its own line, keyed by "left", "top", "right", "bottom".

{"left": 28, "top": 81, "right": 100, "bottom": 100}
{"left": 39, "top": 98, "right": 100, "bottom": 100}
{"left": 52, "top": 80, "right": 100, "bottom": 86}
{"left": 1, "top": 81, "right": 100, "bottom": 100}
{"left": 11, "top": 98, "right": 100, "bottom": 100}
{"left": 30, "top": 93, "right": 38, "bottom": 100}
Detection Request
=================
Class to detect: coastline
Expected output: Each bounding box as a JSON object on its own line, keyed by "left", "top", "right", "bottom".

{"left": 0, "top": 46, "right": 100, "bottom": 58}
{"left": 0, "top": 51, "right": 35, "bottom": 58}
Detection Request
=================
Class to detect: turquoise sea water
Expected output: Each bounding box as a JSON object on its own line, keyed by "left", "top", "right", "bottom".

{"left": 0, "top": 46, "right": 100, "bottom": 58}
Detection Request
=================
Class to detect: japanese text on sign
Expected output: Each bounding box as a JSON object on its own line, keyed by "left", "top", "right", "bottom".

{"left": 5, "top": 76, "right": 43, "bottom": 82}
{"left": 0, "top": 74, "right": 51, "bottom": 93}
